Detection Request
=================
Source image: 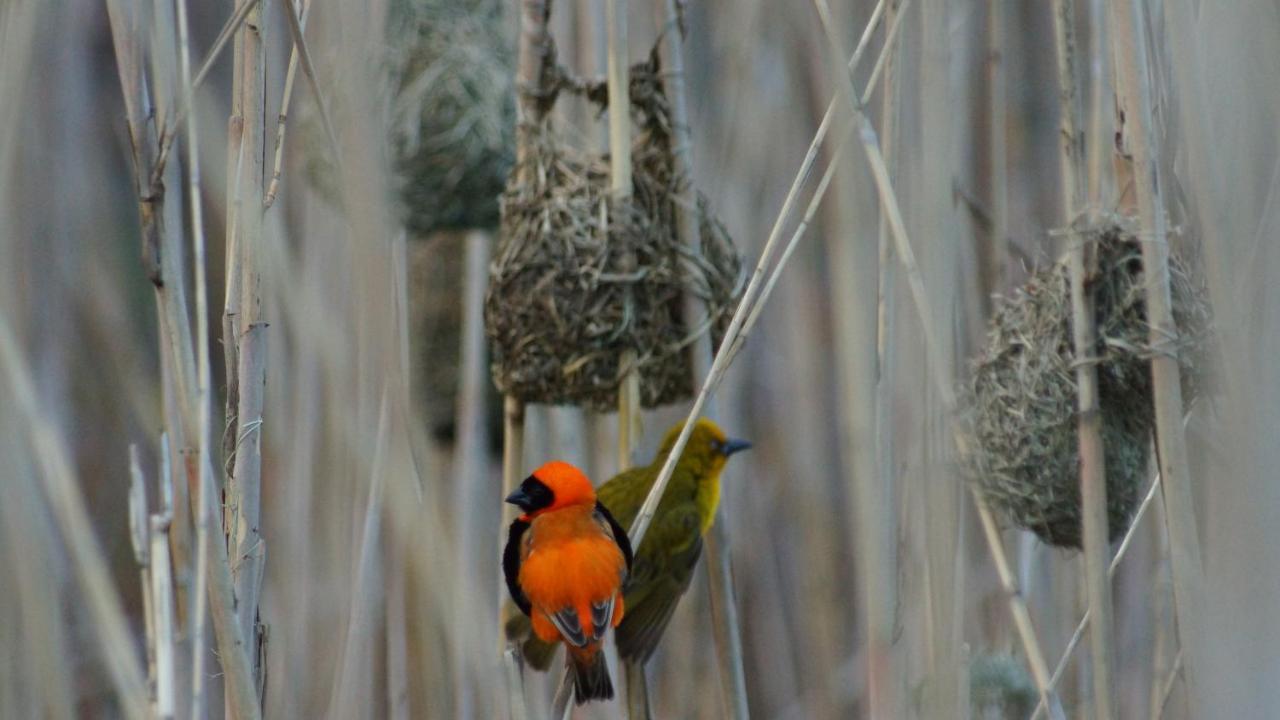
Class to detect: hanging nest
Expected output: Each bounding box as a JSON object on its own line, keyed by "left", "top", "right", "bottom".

{"left": 302, "top": 0, "right": 514, "bottom": 231}
{"left": 387, "top": 0, "right": 514, "bottom": 233}
{"left": 484, "top": 51, "right": 744, "bottom": 411}
{"left": 961, "top": 222, "right": 1211, "bottom": 548}
{"left": 969, "top": 652, "right": 1036, "bottom": 719}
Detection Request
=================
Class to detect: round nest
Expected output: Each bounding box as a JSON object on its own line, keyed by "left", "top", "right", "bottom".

{"left": 962, "top": 223, "right": 1211, "bottom": 548}
{"left": 387, "top": 0, "right": 514, "bottom": 233}
{"left": 484, "top": 55, "right": 744, "bottom": 411}
{"left": 969, "top": 652, "right": 1036, "bottom": 719}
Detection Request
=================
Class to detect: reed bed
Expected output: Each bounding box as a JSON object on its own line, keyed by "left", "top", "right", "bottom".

{"left": 1, "top": 0, "right": 1277, "bottom": 718}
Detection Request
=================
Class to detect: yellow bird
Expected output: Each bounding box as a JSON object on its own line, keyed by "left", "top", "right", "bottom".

{"left": 505, "top": 418, "right": 751, "bottom": 669}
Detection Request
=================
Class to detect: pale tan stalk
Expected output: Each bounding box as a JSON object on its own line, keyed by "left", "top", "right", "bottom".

{"left": 103, "top": 2, "right": 258, "bottom": 716}
{"left": 1110, "top": 1, "right": 1206, "bottom": 714}
{"left": 1031, "top": 469, "right": 1163, "bottom": 720}
{"left": 808, "top": 3, "right": 1063, "bottom": 714}
{"left": 1052, "top": 0, "right": 1116, "bottom": 714}
{"left": 503, "top": 0, "right": 548, "bottom": 712}
{"left": 0, "top": 317, "right": 148, "bottom": 719}
{"left": 225, "top": 0, "right": 269, "bottom": 695}
{"left": 981, "top": 0, "right": 1008, "bottom": 309}
{"left": 606, "top": 0, "right": 642, "bottom": 472}
{"left": 453, "top": 231, "right": 492, "bottom": 717}
{"left": 153, "top": 0, "right": 263, "bottom": 181}
{"left": 265, "top": 0, "right": 311, "bottom": 208}
{"left": 173, "top": 0, "right": 215, "bottom": 711}
{"left": 867, "top": 2, "right": 905, "bottom": 714}
{"left": 655, "top": 1, "right": 751, "bottom": 716}
{"left": 278, "top": 0, "right": 340, "bottom": 170}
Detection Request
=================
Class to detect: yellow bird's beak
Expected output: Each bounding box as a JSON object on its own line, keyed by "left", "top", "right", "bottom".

{"left": 719, "top": 438, "right": 752, "bottom": 457}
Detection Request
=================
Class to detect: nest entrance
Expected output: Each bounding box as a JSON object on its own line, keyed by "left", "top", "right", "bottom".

{"left": 963, "top": 223, "right": 1210, "bottom": 548}
{"left": 485, "top": 51, "right": 743, "bottom": 411}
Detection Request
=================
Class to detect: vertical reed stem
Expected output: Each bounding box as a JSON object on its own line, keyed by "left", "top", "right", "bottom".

{"left": 1110, "top": 0, "right": 1206, "bottom": 714}
{"left": 655, "top": 1, "right": 750, "bottom": 717}
{"left": 1052, "top": 0, "right": 1116, "bottom": 715}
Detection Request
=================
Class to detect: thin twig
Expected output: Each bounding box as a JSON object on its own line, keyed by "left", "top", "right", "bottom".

{"left": 810, "top": 2, "right": 1065, "bottom": 714}
{"left": 279, "top": 0, "right": 341, "bottom": 175}
{"left": 153, "top": 0, "right": 263, "bottom": 185}
{"left": 1155, "top": 651, "right": 1182, "bottom": 718}
{"left": 721, "top": 0, "right": 910, "bottom": 369}
{"left": 264, "top": 0, "right": 311, "bottom": 208}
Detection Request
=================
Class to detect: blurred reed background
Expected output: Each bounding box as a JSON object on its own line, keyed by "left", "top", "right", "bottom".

{"left": 0, "top": 0, "right": 1277, "bottom": 718}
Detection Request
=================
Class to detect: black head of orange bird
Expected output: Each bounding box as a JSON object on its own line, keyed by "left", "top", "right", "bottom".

{"left": 502, "top": 461, "right": 633, "bottom": 704}
{"left": 506, "top": 418, "right": 750, "bottom": 670}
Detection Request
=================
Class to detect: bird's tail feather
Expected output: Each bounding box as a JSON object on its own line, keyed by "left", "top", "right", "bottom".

{"left": 569, "top": 647, "right": 614, "bottom": 705}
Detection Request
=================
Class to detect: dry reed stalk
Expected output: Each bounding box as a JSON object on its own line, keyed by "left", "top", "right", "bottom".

{"left": 869, "top": 1, "right": 905, "bottom": 715}
{"left": 803, "top": 4, "right": 1064, "bottom": 713}
{"left": 129, "top": 448, "right": 158, "bottom": 715}
{"left": 500, "top": 397, "right": 529, "bottom": 717}
{"left": 606, "top": 0, "right": 642, "bottom": 469}
{"left": 625, "top": 0, "right": 904, "bottom": 562}
{"left": 0, "top": 317, "right": 148, "bottom": 719}
{"left": 149, "top": 502, "right": 178, "bottom": 719}
{"left": 652, "top": 1, "right": 752, "bottom": 717}
{"left": 809, "top": 0, "right": 896, "bottom": 712}
{"left": 103, "top": 2, "right": 261, "bottom": 716}
{"left": 452, "top": 231, "right": 493, "bottom": 718}
{"left": 1051, "top": 0, "right": 1117, "bottom": 713}
{"left": 329, "top": 399, "right": 391, "bottom": 718}
{"left": 225, "top": 0, "right": 269, "bottom": 697}
{"left": 278, "top": 0, "right": 340, "bottom": 172}
{"left": 265, "top": 0, "right": 311, "bottom": 209}
{"left": 503, "top": 0, "right": 548, "bottom": 713}
{"left": 152, "top": 0, "right": 262, "bottom": 180}
{"left": 172, "top": 0, "right": 216, "bottom": 711}
{"left": 1109, "top": 1, "right": 1206, "bottom": 714}
{"left": 1029, "top": 466, "right": 1162, "bottom": 719}
{"left": 1085, "top": 0, "right": 1113, "bottom": 211}
{"left": 981, "top": 0, "right": 1008, "bottom": 311}
{"left": 722, "top": 0, "right": 907, "bottom": 369}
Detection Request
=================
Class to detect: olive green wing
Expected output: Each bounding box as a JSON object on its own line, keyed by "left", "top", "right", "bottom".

{"left": 613, "top": 503, "right": 704, "bottom": 665}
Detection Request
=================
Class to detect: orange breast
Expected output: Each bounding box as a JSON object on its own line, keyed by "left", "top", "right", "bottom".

{"left": 518, "top": 504, "right": 626, "bottom": 616}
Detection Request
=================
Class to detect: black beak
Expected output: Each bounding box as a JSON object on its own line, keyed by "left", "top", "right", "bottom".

{"left": 505, "top": 487, "right": 531, "bottom": 509}
{"left": 721, "top": 438, "right": 752, "bottom": 457}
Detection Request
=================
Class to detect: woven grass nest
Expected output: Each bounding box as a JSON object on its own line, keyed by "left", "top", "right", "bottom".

{"left": 485, "top": 52, "right": 744, "bottom": 411}
{"left": 387, "top": 0, "right": 514, "bottom": 233}
{"left": 962, "top": 223, "right": 1211, "bottom": 548}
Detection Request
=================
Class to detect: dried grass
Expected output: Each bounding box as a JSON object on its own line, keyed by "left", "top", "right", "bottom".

{"left": 485, "top": 52, "right": 743, "bottom": 411}
{"left": 963, "top": 222, "right": 1210, "bottom": 547}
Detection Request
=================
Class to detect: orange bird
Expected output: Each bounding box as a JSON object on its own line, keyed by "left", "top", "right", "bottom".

{"left": 502, "top": 461, "right": 633, "bottom": 704}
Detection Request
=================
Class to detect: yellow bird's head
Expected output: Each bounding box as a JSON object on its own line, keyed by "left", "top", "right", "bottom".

{"left": 655, "top": 417, "right": 751, "bottom": 479}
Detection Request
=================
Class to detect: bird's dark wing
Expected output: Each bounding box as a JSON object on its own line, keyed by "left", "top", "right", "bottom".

{"left": 595, "top": 501, "right": 634, "bottom": 573}
{"left": 548, "top": 606, "right": 588, "bottom": 647}
{"left": 502, "top": 518, "right": 532, "bottom": 616}
{"left": 614, "top": 504, "right": 704, "bottom": 664}
{"left": 589, "top": 594, "right": 617, "bottom": 641}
